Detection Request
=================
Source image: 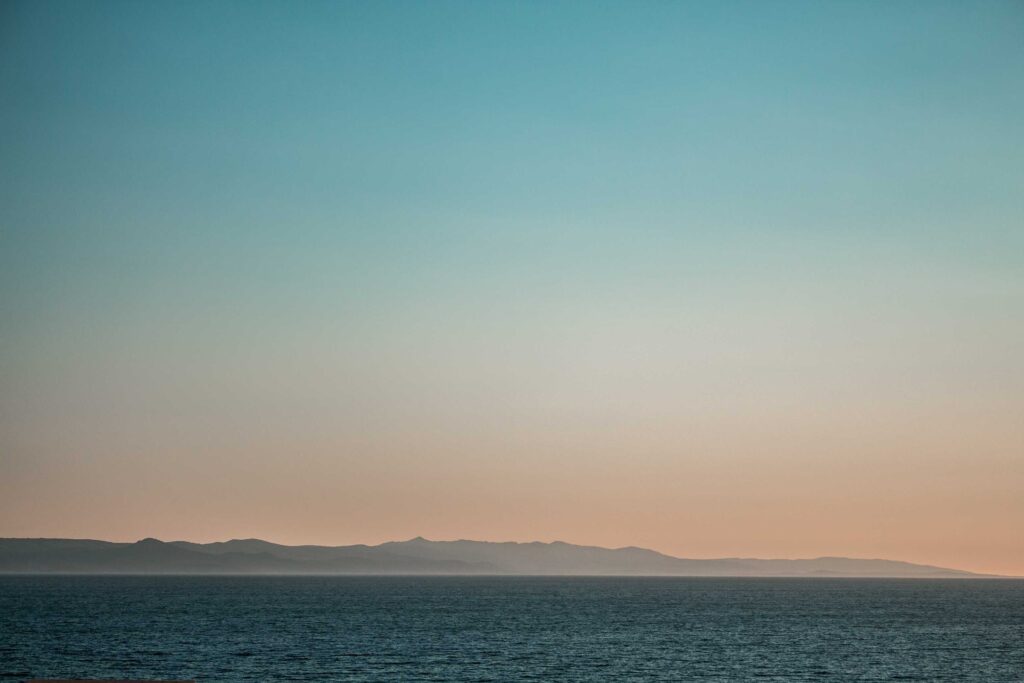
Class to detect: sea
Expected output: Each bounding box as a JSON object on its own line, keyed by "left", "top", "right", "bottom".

{"left": 1, "top": 576, "right": 1022, "bottom": 681}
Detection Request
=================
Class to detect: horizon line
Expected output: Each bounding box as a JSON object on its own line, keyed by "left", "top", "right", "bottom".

{"left": 3, "top": 535, "right": 1016, "bottom": 578}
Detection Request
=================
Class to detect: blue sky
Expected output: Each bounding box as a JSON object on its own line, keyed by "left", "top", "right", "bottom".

{"left": 3, "top": 1, "right": 1021, "bottom": 316}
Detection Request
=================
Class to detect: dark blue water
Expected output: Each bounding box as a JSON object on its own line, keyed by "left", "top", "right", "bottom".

{"left": 1, "top": 576, "right": 1022, "bottom": 681}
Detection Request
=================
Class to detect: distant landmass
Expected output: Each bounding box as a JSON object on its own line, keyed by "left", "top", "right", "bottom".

{"left": 0, "top": 537, "right": 999, "bottom": 577}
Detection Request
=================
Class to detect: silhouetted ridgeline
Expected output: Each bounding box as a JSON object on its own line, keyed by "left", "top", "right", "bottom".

{"left": 0, "top": 537, "right": 998, "bottom": 577}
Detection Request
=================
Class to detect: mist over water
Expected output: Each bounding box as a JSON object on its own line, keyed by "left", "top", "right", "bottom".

{"left": 2, "top": 576, "right": 1022, "bottom": 681}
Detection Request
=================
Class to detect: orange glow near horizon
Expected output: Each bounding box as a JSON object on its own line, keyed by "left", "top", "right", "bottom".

{"left": 3, "top": 378, "right": 1020, "bottom": 576}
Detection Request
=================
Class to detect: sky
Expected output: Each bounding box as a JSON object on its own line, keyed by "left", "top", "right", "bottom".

{"left": 1, "top": 0, "right": 1022, "bottom": 575}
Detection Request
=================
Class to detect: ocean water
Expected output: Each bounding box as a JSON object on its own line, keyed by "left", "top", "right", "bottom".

{"left": 1, "top": 576, "right": 1022, "bottom": 681}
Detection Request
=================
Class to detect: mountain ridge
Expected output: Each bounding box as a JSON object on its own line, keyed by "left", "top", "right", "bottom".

{"left": 0, "top": 537, "right": 1005, "bottom": 577}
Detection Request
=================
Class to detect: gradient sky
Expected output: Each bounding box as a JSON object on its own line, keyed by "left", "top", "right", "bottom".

{"left": 1, "top": 1, "right": 1022, "bottom": 575}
